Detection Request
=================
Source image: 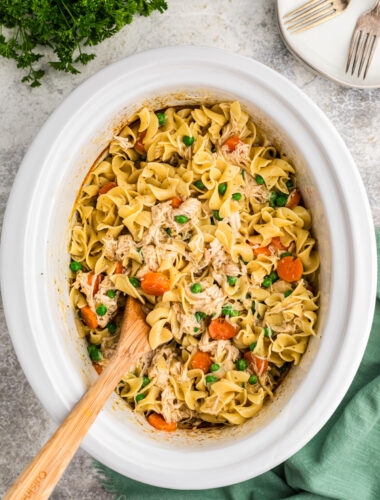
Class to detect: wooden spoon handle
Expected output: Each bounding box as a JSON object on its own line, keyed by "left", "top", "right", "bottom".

{"left": 4, "top": 353, "right": 131, "bottom": 500}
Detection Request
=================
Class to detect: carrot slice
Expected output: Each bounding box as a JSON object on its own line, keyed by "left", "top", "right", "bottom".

{"left": 114, "top": 261, "right": 123, "bottom": 274}
{"left": 147, "top": 413, "right": 177, "bottom": 432}
{"left": 87, "top": 273, "right": 102, "bottom": 295}
{"left": 244, "top": 352, "right": 268, "bottom": 376}
{"left": 277, "top": 256, "right": 303, "bottom": 282}
{"left": 98, "top": 182, "right": 117, "bottom": 196}
{"left": 271, "top": 237, "right": 287, "bottom": 251}
{"left": 170, "top": 196, "right": 182, "bottom": 208}
{"left": 223, "top": 135, "right": 241, "bottom": 152}
{"left": 286, "top": 189, "right": 301, "bottom": 209}
{"left": 209, "top": 318, "right": 237, "bottom": 340}
{"left": 81, "top": 306, "right": 98, "bottom": 329}
{"left": 141, "top": 272, "right": 170, "bottom": 296}
{"left": 191, "top": 351, "right": 212, "bottom": 373}
{"left": 135, "top": 130, "right": 147, "bottom": 154}
{"left": 92, "top": 362, "right": 103, "bottom": 375}
{"left": 253, "top": 246, "right": 271, "bottom": 257}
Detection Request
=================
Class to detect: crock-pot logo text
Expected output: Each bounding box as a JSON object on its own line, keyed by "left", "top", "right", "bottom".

{"left": 22, "top": 471, "right": 47, "bottom": 499}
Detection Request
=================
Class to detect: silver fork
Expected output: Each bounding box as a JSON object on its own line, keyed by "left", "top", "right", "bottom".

{"left": 284, "top": 0, "right": 350, "bottom": 34}
{"left": 346, "top": 0, "right": 380, "bottom": 79}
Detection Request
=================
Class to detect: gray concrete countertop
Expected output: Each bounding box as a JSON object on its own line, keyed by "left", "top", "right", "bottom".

{"left": 0, "top": 0, "right": 379, "bottom": 498}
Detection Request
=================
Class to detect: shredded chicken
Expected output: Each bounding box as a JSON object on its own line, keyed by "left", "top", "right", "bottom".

{"left": 103, "top": 234, "right": 137, "bottom": 261}
{"left": 73, "top": 273, "right": 119, "bottom": 328}
{"left": 73, "top": 271, "right": 97, "bottom": 310}
{"left": 94, "top": 276, "right": 119, "bottom": 327}
{"left": 173, "top": 197, "right": 202, "bottom": 221}
{"left": 204, "top": 238, "right": 243, "bottom": 277}
{"left": 112, "top": 135, "right": 133, "bottom": 151}
{"left": 141, "top": 245, "right": 159, "bottom": 272}
{"left": 244, "top": 172, "right": 269, "bottom": 203}
{"left": 147, "top": 347, "right": 177, "bottom": 390}
{"left": 187, "top": 282, "right": 226, "bottom": 317}
{"left": 172, "top": 303, "right": 200, "bottom": 336}
{"left": 198, "top": 334, "right": 240, "bottom": 371}
{"left": 160, "top": 385, "right": 196, "bottom": 423}
{"left": 220, "top": 138, "right": 251, "bottom": 167}
{"left": 142, "top": 201, "right": 172, "bottom": 245}
{"left": 227, "top": 211, "right": 241, "bottom": 234}
{"left": 103, "top": 235, "right": 118, "bottom": 260}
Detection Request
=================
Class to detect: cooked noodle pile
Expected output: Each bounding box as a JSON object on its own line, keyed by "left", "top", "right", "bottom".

{"left": 69, "top": 101, "right": 319, "bottom": 430}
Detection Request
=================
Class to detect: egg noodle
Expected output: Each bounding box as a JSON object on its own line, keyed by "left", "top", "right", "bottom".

{"left": 69, "top": 101, "right": 319, "bottom": 430}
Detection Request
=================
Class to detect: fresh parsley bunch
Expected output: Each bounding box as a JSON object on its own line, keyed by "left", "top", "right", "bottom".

{"left": 0, "top": 0, "right": 167, "bottom": 87}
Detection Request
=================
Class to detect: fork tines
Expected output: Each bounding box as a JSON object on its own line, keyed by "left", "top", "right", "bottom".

{"left": 346, "top": 30, "right": 378, "bottom": 79}
{"left": 284, "top": 0, "right": 338, "bottom": 33}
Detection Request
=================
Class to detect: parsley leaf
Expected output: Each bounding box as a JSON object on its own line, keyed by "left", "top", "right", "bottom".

{"left": 0, "top": 0, "right": 168, "bottom": 87}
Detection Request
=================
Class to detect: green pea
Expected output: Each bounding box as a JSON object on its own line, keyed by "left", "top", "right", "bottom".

{"left": 183, "top": 135, "right": 194, "bottom": 146}
{"left": 227, "top": 276, "right": 237, "bottom": 286}
{"left": 269, "top": 271, "right": 278, "bottom": 283}
{"left": 281, "top": 252, "right": 292, "bottom": 258}
{"left": 222, "top": 304, "right": 232, "bottom": 316}
{"left": 232, "top": 192, "right": 242, "bottom": 201}
{"left": 230, "top": 310, "right": 239, "bottom": 317}
{"left": 210, "top": 363, "right": 220, "bottom": 372}
{"left": 165, "top": 228, "right": 172, "bottom": 236}
{"left": 269, "top": 192, "right": 278, "bottom": 208}
{"left": 276, "top": 193, "right": 288, "bottom": 207}
{"left": 286, "top": 179, "right": 293, "bottom": 189}
{"left": 141, "top": 376, "right": 150, "bottom": 388}
{"left": 70, "top": 260, "right": 82, "bottom": 272}
{"left": 213, "top": 210, "right": 223, "bottom": 221}
{"left": 175, "top": 215, "right": 189, "bottom": 224}
{"left": 251, "top": 302, "right": 256, "bottom": 314}
{"left": 107, "top": 289, "right": 116, "bottom": 298}
{"left": 135, "top": 394, "right": 145, "bottom": 403}
{"left": 255, "top": 174, "right": 265, "bottom": 185}
{"left": 194, "top": 180, "right": 205, "bottom": 190}
{"left": 250, "top": 342, "right": 257, "bottom": 351}
{"left": 129, "top": 277, "right": 140, "bottom": 288}
{"left": 88, "top": 344, "right": 101, "bottom": 362}
{"left": 284, "top": 290, "right": 292, "bottom": 298}
{"left": 195, "top": 311, "right": 207, "bottom": 322}
{"left": 264, "top": 326, "right": 272, "bottom": 338}
{"left": 156, "top": 112, "right": 166, "bottom": 126}
{"left": 191, "top": 283, "right": 202, "bottom": 293}
{"left": 107, "top": 322, "right": 117, "bottom": 334}
{"left": 218, "top": 182, "right": 227, "bottom": 195}
{"left": 206, "top": 375, "right": 217, "bottom": 384}
{"left": 236, "top": 358, "right": 248, "bottom": 371}
{"left": 249, "top": 375, "right": 258, "bottom": 385}
{"left": 96, "top": 304, "right": 107, "bottom": 316}
{"left": 262, "top": 276, "right": 272, "bottom": 288}
{"left": 193, "top": 327, "right": 199, "bottom": 333}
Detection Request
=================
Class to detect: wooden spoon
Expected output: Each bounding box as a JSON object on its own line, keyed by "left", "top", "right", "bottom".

{"left": 4, "top": 296, "right": 151, "bottom": 500}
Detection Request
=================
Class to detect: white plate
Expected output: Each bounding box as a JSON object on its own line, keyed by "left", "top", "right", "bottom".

{"left": 0, "top": 47, "right": 377, "bottom": 489}
{"left": 277, "top": 0, "right": 380, "bottom": 88}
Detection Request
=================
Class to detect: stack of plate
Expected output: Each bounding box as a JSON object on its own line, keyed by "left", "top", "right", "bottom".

{"left": 277, "top": 0, "right": 380, "bottom": 88}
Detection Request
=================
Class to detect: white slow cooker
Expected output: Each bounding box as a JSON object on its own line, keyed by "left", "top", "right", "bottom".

{"left": 0, "top": 47, "right": 376, "bottom": 489}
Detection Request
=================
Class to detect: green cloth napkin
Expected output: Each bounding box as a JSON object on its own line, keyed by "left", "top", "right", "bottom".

{"left": 94, "top": 229, "right": 380, "bottom": 500}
